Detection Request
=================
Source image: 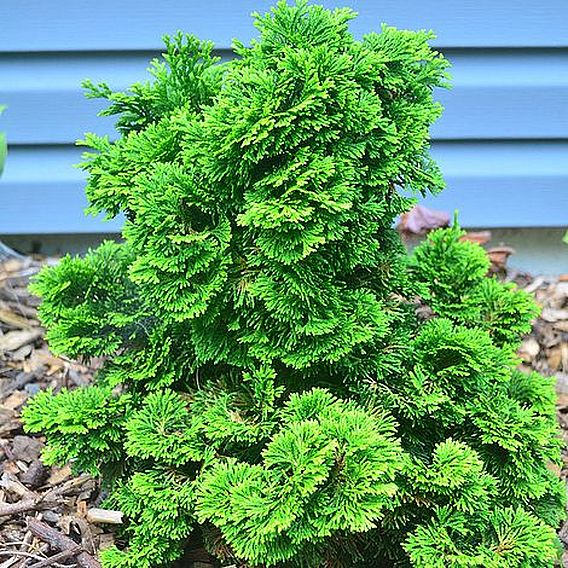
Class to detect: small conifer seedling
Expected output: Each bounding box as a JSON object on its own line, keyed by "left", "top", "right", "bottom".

{"left": 23, "top": 2, "right": 564, "bottom": 567}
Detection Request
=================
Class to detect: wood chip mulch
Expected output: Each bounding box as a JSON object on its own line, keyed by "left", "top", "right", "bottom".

{"left": 0, "top": 254, "right": 567, "bottom": 567}
{"left": 0, "top": 255, "right": 111, "bottom": 568}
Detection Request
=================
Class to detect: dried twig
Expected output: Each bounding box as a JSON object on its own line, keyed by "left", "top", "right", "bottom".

{"left": 27, "top": 519, "right": 100, "bottom": 568}
{"left": 0, "top": 553, "right": 46, "bottom": 564}
{"left": 27, "top": 547, "right": 80, "bottom": 568}
{"left": 0, "top": 500, "right": 43, "bottom": 518}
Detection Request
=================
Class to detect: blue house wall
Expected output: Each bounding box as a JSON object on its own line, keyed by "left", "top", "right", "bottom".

{"left": 1, "top": 0, "right": 567, "bottom": 234}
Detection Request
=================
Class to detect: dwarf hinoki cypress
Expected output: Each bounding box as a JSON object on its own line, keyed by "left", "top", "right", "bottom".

{"left": 23, "top": 2, "right": 564, "bottom": 567}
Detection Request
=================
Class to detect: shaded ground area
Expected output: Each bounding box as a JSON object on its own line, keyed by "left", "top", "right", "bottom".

{"left": 0, "top": 254, "right": 567, "bottom": 567}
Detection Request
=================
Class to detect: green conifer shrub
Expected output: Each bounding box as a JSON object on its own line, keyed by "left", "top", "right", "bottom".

{"left": 22, "top": 2, "right": 565, "bottom": 566}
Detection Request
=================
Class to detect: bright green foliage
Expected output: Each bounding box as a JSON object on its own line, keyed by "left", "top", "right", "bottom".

{"left": 101, "top": 469, "right": 197, "bottom": 568}
{"left": 409, "top": 224, "right": 538, "bottom": 346}
{"left": 124, "top": 389, "right": 206, "bottom": 465}
{"left": 197, "top": 389, "right": 401, "bottom": 565}
{"left": 83, "top": 32, "right": 223, "bottom": 136}
{"left": 22, "top": 386, "right": 132, "bottom": 476}
{"left": 405, "top": 506, "right": 558, "bottom": 568}
{"left": 29, "top": 241, "right": 143, "bottom": 358}
{"left": 23, "top": 2, "right": 563, "bottom": 567}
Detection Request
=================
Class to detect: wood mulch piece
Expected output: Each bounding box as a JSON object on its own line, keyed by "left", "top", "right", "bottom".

{"left": 0, "top": 252, "right": 567, "bottom": 566}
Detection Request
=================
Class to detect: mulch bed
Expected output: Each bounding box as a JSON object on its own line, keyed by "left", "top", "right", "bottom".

{"left": 0, "top": 253, "right": 567, "bottom": 567}
{"left": 0, "top": 255, "right": 109, "bottom": 568}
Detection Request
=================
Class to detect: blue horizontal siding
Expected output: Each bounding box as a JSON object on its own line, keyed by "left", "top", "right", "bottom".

{"left": 4, "top": 0, "right": 568, "bottom": 50}
{"left": 0, "top": 182, "right": 123, "bottom": 234}
{"left": 424, "top": 177, "right": 568, "bottom": 228}
{"left": 427, "top": 142, "right": 568, "bottom": 227}
{"left": 1, "top": 0, "right": 567, "bottom": 234}
{"left": 2, "top": 50, "right": 568, "bottom": 143}
{"left": 3, "top": 83, "right": 567, "bottom": 143}
{"left": 1, "top": 142, "right": 567, "bottom": 233}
